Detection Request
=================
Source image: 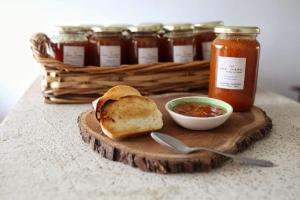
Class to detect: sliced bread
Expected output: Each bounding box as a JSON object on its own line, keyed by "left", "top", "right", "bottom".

{"left": 94, "top": 85, "right": 141, "bottom": 121}
{"left": 100, "top": 95, "right": 163, "bottom": 140}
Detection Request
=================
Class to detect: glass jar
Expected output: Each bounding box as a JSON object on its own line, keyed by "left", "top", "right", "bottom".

{"left": 208, "top": 26, "right": 260, "bottom": 111}
{"left": 50, "top": 26, "right": 90, "bottom": 67}
{"left": 128, "top": 23, "right": 161, "bottom": 64}
{"left": 194, "top": 21, "right": 223, "bottom": 60}
{"left": 163, "top": 23, "right": 195, "bottom": 63}
{"left": 88, "top": 25, "right": 126, "bottom": 67}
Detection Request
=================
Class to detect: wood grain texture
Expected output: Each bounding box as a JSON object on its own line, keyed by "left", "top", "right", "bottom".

{"left": 78, "top": 93, "right": 272, "bottom": 173}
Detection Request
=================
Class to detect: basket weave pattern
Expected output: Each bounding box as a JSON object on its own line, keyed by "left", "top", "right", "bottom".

{"left": 30, "top": 33, "right": 210, "bottom": 104}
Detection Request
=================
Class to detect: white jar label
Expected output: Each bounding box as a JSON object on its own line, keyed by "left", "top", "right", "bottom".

{"left": 63, "top": 46, "right": 84, "bottom": 67}
{"left": 201, "top": 41, "right": 212, "bottom": 60}
{"left": 173, "top": 45, "right": 194, "bottom": 63}
{"left": 138, "top": 48, "right": 158, "bottom": 64}
{"left": 100, "top": 46, "right": 121, "bottom": 66}
{"left": 216, "top": 56, "right": 246, "bottom": 90}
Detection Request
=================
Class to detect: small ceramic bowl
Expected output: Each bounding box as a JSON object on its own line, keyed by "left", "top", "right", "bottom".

{"left": 165, "top": 96, "right": 233, "bottom": 130}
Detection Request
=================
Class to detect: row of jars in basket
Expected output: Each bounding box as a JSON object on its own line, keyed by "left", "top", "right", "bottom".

{"left": 48, "top": 21, "right": 223, "bottom": 67}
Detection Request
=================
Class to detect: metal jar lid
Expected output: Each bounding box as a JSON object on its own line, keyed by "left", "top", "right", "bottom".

{"left": 194, "top": 21, "right": 224, "bottom": 30}
{"left": 79, "top": 24, "right": 103, "bottom": 31}
{"left": 130, "top": 23, "right": 163, "bottom": 33}
{"left": 214, "top": 26, "right": 260, "bottom": 34}
{"left": 90, "top": 25, "right": 105, "bottom": 32}
{"left": 92, "top": 24, "right": 133, "bottom": 33}
{"left": 55, "top": 25, "right": 92, "bottom": 33}
{"left": 163, "top": 23, "right": 194, "bottom": 32}
{"left": 107, "top": 24, "right": 133, "bottom": 32}
{"left": 93, "top": 26, "right": 122, "bottom": 33}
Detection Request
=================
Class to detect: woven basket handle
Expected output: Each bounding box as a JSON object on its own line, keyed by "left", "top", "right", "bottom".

{"left": 30, "top": 33, "right": 52, "bottom": 59}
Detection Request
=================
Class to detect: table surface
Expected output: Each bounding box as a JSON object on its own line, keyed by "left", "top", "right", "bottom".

{"left": 0, "top": 78, "right": 299, "bottom": 200}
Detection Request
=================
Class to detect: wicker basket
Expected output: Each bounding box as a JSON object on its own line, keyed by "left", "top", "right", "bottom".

{"left": 30, "top": 33, "right": 210, "bottom": 104}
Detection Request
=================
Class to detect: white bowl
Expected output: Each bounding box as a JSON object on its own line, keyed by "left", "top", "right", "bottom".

{"left": 165, "top": 96, "right": 233, "bottom": 130}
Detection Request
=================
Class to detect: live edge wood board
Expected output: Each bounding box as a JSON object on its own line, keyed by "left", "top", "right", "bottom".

{"left": 78, "top": 93, "right": 272, "bottom": 174}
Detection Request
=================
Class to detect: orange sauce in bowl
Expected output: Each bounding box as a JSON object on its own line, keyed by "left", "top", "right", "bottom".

{"left": 172, "top": 102, "right": 226, "bottom": 117}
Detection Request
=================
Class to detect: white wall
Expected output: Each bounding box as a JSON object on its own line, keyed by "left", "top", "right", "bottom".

{"left": 0, "top": 0, "right": 299, "bottom": 121}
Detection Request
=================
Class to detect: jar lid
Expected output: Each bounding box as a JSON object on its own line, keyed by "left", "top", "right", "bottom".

{"left": 97, "top": 26, "right": 123, "bottom": 33}
{"left": 90, "top": 25, "right": 105, "bottom": 32}
{"left": 55, "top": 25, "right": 92, "bottom": 33}
{"left": 194, "top": 21, "right": 224, "bottom": 29}
{"left": 79, "top": 24, "right": 103, "bottom": 31}
{"left": 163, "top": 23, "right": 194, "bottom": 32}
{"left": 109, "top": 24, "right": 133, "bottom": 29}
{"left": 130, "top": 23, "right": 163, "bottom": 33}
{"left": 94, "top": 24, "right": 133, "bottom": 33}
{"left": 214, "top": 26, "right": 260, "bottom": 34}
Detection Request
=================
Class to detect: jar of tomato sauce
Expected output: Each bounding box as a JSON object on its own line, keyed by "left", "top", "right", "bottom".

{"left": 128, "top": 23, "right": 161, "bottom": 64}
{"left": 208, "top": 26, "right": 260, "bottom": 111}
{"left": 88, "top": 25, "right": 126, "bottom": 67}
{"left": 50, "top": 26, "right": 90, "bottom": 67}
{"left": 194, "top": 21, "right": 223, "bottom": 60}
{"left": 162, "top": 23, "right": 195, "bottom": 63}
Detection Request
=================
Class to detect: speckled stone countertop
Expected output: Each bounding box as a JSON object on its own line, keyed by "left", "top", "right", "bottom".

{"left": 0, "top": 78, "right": 299, "bottom": 200}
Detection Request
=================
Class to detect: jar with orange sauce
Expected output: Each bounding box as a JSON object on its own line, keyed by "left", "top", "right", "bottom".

{"left": 50, "top": 26, "right": 90, "bottom": 67}
{"left": 194, "top": 21, "right": 223, "bottom": 60}
{"left": 128, "top": 23, "right": 161, "bottom": 64}
{"left": 162, "top": 23, "right": 195, "bottom": 63}
{"left": 208, "top": 26, "right": 260, "bottom": 111}
{"left": 88, "top": 25, "right": 126, "bottom": 67}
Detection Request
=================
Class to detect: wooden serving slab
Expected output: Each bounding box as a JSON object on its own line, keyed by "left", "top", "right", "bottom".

{"left": 78, "top": 93, "right": 272, "bottom": 173}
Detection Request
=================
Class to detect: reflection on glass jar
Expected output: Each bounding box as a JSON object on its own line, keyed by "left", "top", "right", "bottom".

{"left": 50, "top": 26, "right": 90, "bottom": 67}
{"left": 88, "top": 25, "right": 126, "bottom": 67}
{"left": 128, "top": 23, "right": 161, "bottom": 64}
{"left": 209, "top": 26, "right": 260, "bottom": 111}
{"left": 162, "top": 23, "right": 195, "bottom": 63}
{"left": 194, "top": 21, "right": 223, "bottom": 61}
